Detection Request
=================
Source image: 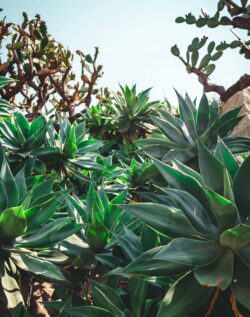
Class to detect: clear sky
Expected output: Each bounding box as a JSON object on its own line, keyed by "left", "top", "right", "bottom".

{"left": 1, "top": 0, "right": 249, "bottom": 104}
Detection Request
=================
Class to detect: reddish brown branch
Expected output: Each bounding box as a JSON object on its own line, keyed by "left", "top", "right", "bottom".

{"left": 223, "top": 0, "right": 246, "bottom": 16}
{"left": 222, "top": 74, "right": 250, "bottom": 101}
{"left": 204, "top": 288, "right": 221, "bottom": 317}
{"left": 232, "top": 17, "right": 250, "bottom": 30}
{"left": 191, "top": 66, "right": 250, "bottom": 101}
{"left": 230, "top": 293, "right": 244, "bottom": 317}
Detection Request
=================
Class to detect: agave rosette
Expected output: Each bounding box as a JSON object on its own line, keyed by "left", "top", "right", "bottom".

{"left": 35, "top": 117, "right": 104, "bottom": 184}
{"left": 0, "top": 143, "right": 84, "bottom": 314}
{"left": 0, "top": 77, "right": 15, "bottom": 117}
{"left": 137, "top": 91, "right": 250, "bottom": 166}
{"left": 121, "top": 138, "right": 250, "bottom": 315}
{"left": 0, "top": 112, "right": 47, "bottom": 166}
{"left": 107, "top": 85, "right": 158, "bottom": 138}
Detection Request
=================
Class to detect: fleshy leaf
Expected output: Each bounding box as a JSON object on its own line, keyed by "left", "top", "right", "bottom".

{"left": 157, "top": 272, "right": 212, "bottom": 317}
{"left": 195, "top": 249, "right": 234, "bottom": 290}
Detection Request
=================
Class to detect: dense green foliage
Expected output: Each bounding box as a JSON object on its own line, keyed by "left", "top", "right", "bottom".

{"left": 1, "top": 70, "right": 250, "bottom": 316}
{"left": 0, "top": 1, "right": 250, "bottom": 316}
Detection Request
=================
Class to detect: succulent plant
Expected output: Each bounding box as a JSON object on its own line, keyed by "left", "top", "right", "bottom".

{"left": 137, "top": 91, "right": 250, "bottom": 167}
{"left": 35, "top": 117, "right": 104, "bottom": 185}
{"left": 0, "top": 142, "right": 83, "bottom": 315}
{"left": 121, "top": 138, "right": 250, "bottom": 316}
{"left": 85, "top": 103, "right": 114, "bottom": 139}
{"left": 107, "top": 85, "right": 158, "bottom": 139}
{"left": 54, "top": 184, "right": 139, "bottom": 273}
{"left": 0, "top": 13, "right": 103, "bottom": 120}
{"left": 0, "top": 112, "right": 47, "bottom": 173}
{"left": 172, "top": 2, "right": 250, "bottom": 101}
{"left": 0, "top": 77, "right": 14, "bottom": 117}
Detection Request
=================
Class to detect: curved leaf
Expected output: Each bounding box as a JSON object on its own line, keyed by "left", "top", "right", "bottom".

{"left": 157, "top": 272, "right": 212, "bottom": 317}
{"left": 220, "top": 223, "right": 250, "bottom": 250}
{"left": 66, "top": 306, "right": 112, "bottom": 317}
{"left": 120, "top": 203, "right": 203, "bottom": 238}
{"left": 154, "top": 238, "right": 222, "bottom": 266}
{"left": 195, "top": 249, "right": 234, "bottom": 290}
{"left": 206, "top": 187, "right": 239, "bottom": 232}
{"left": 157, "top": 188, "right": 216, "bottom": 235}
{"left": 231, "top": 258, "right": 250, "bottom": 310}
{"left": 215, "top": 138, "right": 239, "bottom": 179}
{"left": 233, "top": 155, "right": 250, "bottom": 221}
{"left": 152, "top": 157, "right": 213, "bottom": 217}
{"left": 92, "top": 280, "right": 125, "bottom": 314}
{"left": 198, "top": 139, "right": 224, "bottom": 195}
{"left": 0, "top": 206, "right": 27, "bottom": 240}
{"left": 123, "top": 246, "right": 191, "bottom": 277}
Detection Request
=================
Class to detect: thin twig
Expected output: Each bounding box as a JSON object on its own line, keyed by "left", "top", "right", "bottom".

{"left": 204, "top": 288, "right": 221, "bottom": 317}
{"left": 230, "top": 293, "right": 244, "bottom": 317}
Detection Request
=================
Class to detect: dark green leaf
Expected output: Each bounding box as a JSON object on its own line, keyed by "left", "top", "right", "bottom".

{"left": 195, "top": 249, "right": 234, "bottom": 290}
{"left": 66, "top": 306, "right": 111, "bottom": 317}
{"left": 198, "top": 139, "right": 224, "bottom": 195}
{"left": 121, "top": 203, "right": 203, "bottom": 238}
{"left": 233, "top": 155, "right": 250, "bottom": 221}
{"left": 157, "top": 272, "right": 212, "bottom": 317}
{"left": 154, "top": 238, "right": 222, "bottom": 266}
{"left": 92, "top": 281, "right": 124, "bottom": 314}
{"left": 231, "top": 258, "right": 250, "bottom": 310}
{"left": 0, "top": 206, "right": 27, "bottom": 240}
{"left": 123, "top": 246, "right": 191, "bottom": 277}
{"left": 87, "top": 220, "right": 109, "bottom": 251}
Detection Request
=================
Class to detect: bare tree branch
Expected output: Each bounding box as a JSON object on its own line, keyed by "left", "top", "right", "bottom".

{"left": 191, "top": 66, "right": 250, "bottom": 101}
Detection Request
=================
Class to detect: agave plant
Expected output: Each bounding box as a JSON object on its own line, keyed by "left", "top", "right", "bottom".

{"left": 85, "top": 103, "right": 114, "bottom": 139}
{"left": 91, "top": 154, "right": 129, "bottom": 193}
{"left": 0, "top": 77, "right": 14, "bottom": 117}
{"left": 107, "top": 85, "right": 158, "bottom": 139}
{"left": 42, "top": 274, "right": 164, "bottom": 317}
{"left": 0, "top": 112, "right": 47, "bottom": 173}
{"left": 42, "top": 187, "right": 162, "bottom": 317}
{"left": 52, "top": 184, "right": 140, "bottom": 274}
{"left": 0, "top": 143, "right": 84, "bottom": 315}
{"left": 63, "top": 278, "right": 160, "bottom": 317}
{"left": 137, "top": 92, "right": 250, "bottom": 167}
{"left": 119, "top": 157, "right": 160, "bottom": 196}
{"left": 35, "top": 117, "right": 104, "bottom": 185}
{"left": 120, "top": 138, "right": 250, "bottom": 316}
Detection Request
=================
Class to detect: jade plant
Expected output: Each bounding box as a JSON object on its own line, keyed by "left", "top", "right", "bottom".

{"left": 0, "top": 13, "right": 103, "bottom": 120}
{"left": 171, "top": 1, "right": 250, "bottom": 102}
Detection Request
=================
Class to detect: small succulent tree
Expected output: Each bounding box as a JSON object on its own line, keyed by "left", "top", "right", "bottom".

{"left": 0, "top": 11, "right": 103, "bottom": 120}
{"left": 171, "top": 0, "right": 250, "bottom": 101}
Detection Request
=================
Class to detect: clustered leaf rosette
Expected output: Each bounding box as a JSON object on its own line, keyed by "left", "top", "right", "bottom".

{"left": 0, "top": 142, "right": 84, "bottom": 314}
{"left": 0, "top": 77, "right": 14, "bottom": 117}
{"left": 107, "top": 85, "right": 158, "bottom": 138}
{"left": 64, "top": 278, "right": 149, "bottom": 317}
{"left": 0, "top": 112, "right": 47, "bottom": 165}
{"left": 55, "top": 184, "right": 140, "bottom": 274}
{"left": 137, "top": 91, "right": 250, "bottom": 166}
{"left": 120, "top": 138, "right": 250, "bottom": 316}
{"left": 34, "top": 117, "right": 104, "bottom": 184}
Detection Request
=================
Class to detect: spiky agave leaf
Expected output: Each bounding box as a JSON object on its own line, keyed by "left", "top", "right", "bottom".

{"left": 121, "top": 138, "right": 250, "bottom": 314}
{"left": 137, "top": 91, "right": 250, "bottom": 167}
{"left": 0, "top": 142, "right": 84, "bottom": 313}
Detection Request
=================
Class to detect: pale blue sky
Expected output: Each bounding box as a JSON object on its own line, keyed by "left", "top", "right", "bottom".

{"left": 2, "top": 0, "right": 249, "bottom": 103}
